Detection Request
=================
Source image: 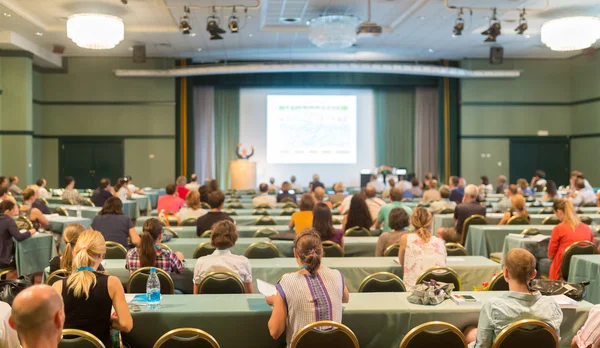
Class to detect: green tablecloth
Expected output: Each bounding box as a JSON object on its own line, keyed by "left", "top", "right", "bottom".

{"left": 167, "top": 226, "right": 292, "bottom": 238}
{"left": 121, "top": 292, "right": 592, "bottom": 348}
{"left": 569, "top": 255, "right": 600, "bottom": 304}
{"left": 130, "top": 194, "right": 151, "bottom": 213}
{"left": 45, "top": 215, "right": 92, "bottom": 233}
{"left": 15, "top": 233, "right": 56, "bottom": 276}
{"left": 501, "top": 235, "right": 600, "bottom": 267}
{"left": 465, "top": 225, "right": 553, "bottom": 257}
{"left": 151, "top": 208, "right": 299, "bottom": 217}
{"left": 48, "top": 201, "right": 139, "bottom": 220}
{"left": 142, "top": 189, "right": 164, "bottom": 209}
{"left": 137, "top": 214, "right": 343, "bottom": 227}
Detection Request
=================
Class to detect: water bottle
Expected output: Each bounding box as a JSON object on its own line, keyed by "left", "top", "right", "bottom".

{"left": 76, "top": 204, "right": 82, "bottom": 218}
{"left": 146, "top": 267, "right": 161, "bottom": 308}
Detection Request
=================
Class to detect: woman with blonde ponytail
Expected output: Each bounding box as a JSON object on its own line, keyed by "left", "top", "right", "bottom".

{"left": 126, "top": 218, "right": 185, "bottom": 274}
{"left": 398, "top": 207, "right": 447, "bottom": 289}
{"left": 52, "top": 230, "right": 132, "bottom": 347}
{"left": 49, "top": 223, "right": 107, "bottom": 273}
{"left": 548, "top": 199, "right": 594, "bottom": 280}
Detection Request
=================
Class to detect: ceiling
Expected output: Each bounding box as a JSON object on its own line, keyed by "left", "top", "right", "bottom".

{"left": 0, "top": 0, "right": 599, "bottom": 67}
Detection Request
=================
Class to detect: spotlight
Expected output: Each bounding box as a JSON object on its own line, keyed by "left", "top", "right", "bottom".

{"left": 206, "top": 8, "right": 226, "bottom": 40}
{"left": 121, "top": 0, "right": 128, "bottom": 4}
{"left": 481, "top": 8, "right": 501, "bottom": 42}
{"left": 453, "top": 8, "right": 464, "bottom": 36}
{"left": 180, "top": 6, "right": 192, "bottom": 35}
{"left": 515, "top": 9, "right": 527, "bottom": 35}
{"left": 229, "top": 7, "right": 239, "bottom": 33}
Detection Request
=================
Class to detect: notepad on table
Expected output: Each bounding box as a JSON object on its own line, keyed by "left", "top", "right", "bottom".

{"left": 257, "top": 279, "right": 277, "bottom": 297}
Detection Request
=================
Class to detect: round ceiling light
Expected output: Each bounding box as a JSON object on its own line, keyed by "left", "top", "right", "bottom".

{"left": 308, "top": 15, "right": 360, "bottom": 49}
{"left": 541, "top": 16, "right": 600, "bottom": 51}
{"left": 67, "top": 13, "right": 124, "bottom": 50}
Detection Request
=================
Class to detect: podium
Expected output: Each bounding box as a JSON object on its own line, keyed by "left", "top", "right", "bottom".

{"left": 230, "top": 160, "right": 256, "bottom": 190}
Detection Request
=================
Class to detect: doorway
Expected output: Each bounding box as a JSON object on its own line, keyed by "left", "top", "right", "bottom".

{"left": 59, "top": 138, "right": 124, "bottom": 189}
{"left": 509, "top": 137, "right": 570, "bottom": 187}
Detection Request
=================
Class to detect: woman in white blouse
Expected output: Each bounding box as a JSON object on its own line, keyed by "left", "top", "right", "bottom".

{"left": 179, "top": 191, "right": 207, "bottom": 220}
{"left": 113, "top": 178, "right": 131, "bottom": 201}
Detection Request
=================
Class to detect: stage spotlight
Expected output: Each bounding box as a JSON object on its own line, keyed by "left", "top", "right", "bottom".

{"left": 229, "top": 16, "right": 239, "bottom": 33}
{"left": 207, "top": 16, "right": 226, "bottom": 40}
{"left": 481, "top": 8, "right": 501, "bottom": 42}
{"left": 515, "top": 9, "right": 527, "bottom": 35}
{"left": 180, "top": 6, "right": 192, "bottom": 35}
{"left": 453, "top": 8, "right": 464, "bottom": 36}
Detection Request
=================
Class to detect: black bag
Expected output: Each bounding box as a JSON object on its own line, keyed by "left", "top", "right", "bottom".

{"left": 0, "top": 277, "right": 32, "bottom": 306}
{"left": 529, "top": 279, "right": 589, "bottom": 301}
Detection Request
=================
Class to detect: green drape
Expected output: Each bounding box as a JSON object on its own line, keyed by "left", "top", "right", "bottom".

{"left": 214, "top": 87, "right": 240, "bottom": 190}
{"left": 374, "top": 88, "right": 415, "bottom": 171}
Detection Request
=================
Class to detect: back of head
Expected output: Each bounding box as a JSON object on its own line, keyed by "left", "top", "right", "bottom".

{"left": 410, "top": 207, "right": 433, "bottom": 242}
{"left": 186, "top": 190, "right": 200, "bottom": 209}
{"left": 22, "top": 188, "right": 35, "bottom": 201}
{"left": 199, "top": 185, "right": 208, "bottom": 202}
{"left": 211, "top": 220, "right": 238, "bottom": 249}
{"left": 575, "top": 177, "right": 585, "bottom": 190}
{"left": 370, "top": 174, "right": 377, "bottom": 181}
{"left": 165, "top": 184, "right": 176, "bottom": 195}
{"left": 67, "top": 230, "right": 106, "bottom": 299}
{"left": 464, "top": 184, "right": 479, "bottom": 199}
{"left": 176, "top": 175, "right": 187, "bottom": 186}
{"left": 389, "top": 208, "right": 409, "bottom": 231}
{"left": 347, "top": 195, "right": 372, "bottom": 230}
{"left": 9, "top": 176, "right": 17, "bottom": 184}
{"left": 312, "top": 174, "right": 319, "bottom": 182}
{"left": 281, "top": 181, "right": 291, "bottom": 192}
{"left": 511, "top": 195, "right": 527, "bottom": 217}
{"left": 36, "top": 178, "right": 45, "bottom": 187}
{"left": 312, "top": 203, "right": 334, "bottom": 240}
{"left": 140, "top": 218, "right": 163, "bottom": 267}
{"left": 314, "top": 187, "right": 325, "bottom": 201}
{"left": 389, "top": 187, "right": 404, "bottom": 202}
{"left": 207, "top": 180, "right": 219, "bottom": 193}
{"left": 365, "top": 186, "right": 376, "bottom": 198}
{"left": 60, "top": 223, "right": 86, "bottom": 271}
{"left": 517, "top": 178, "right": 528, "bottom": 189}
{"left": 546, "top": 180, "right": 557, "bottom": 196}
{"left": 99, "top": 178, "right": 110, "bottom": 190}
{"left": 439, "top": 185, "right": 451, "bottom": 199}
{"left": 411, "top": 177, "right": 419, "bottom": 186}
{"left": 114, "top": 177, "right": 127, "bottom": 191}
{"left": 0, "top": 200, "right": 15, "bottom": 214}
{"left": 100, "top": 197, "right": 123, "bottom": 215}
{"left": 208, "top": 190, "right": 225, "bottom": 209}
{"left": 388, "top": 178, "right": 396, "bottom": 187}
{"left": 10, "top": 285, "right": 63, "bottom": 338}
{"left": 480, "top": 176, "right": 489, "bottom": 185}
{"left": 190, "top": 174, "right": 198, "bottom": 182}
{"left": 269, "top": 177, "right": 275, "bottom": 184}
{"left": 299, "top": 194, "right": 315, "bottom": 211}
{"left": 64, "top": 176, "right": 74, "bottom": 187}
{"left": 507, "top": 184, "right": 518, "bottom": 195}
{"left": 424, "top": 172, "right": 432, "bottom": 180}
{"left": 0, "top": 176, "right": 6, "bottom": 187}
{"left": 553, "top": 198, "right": 580, "bottom": 230}
{"left": 430, "top": 179, "right": 438, "bottom": 189}
{"left": 333, "top": 182, "right": 346, "bottom": 193}
{"left": 0, "top": 186, "right": 7, "bottom": 197}
{"left": 290, "top": 175, "right": 296, "bottom": 183}
{"left": 535, "top": 169, "right": 546, "bottom": 178}
{"left": 294, "top": 229, "right": 323, "bottom": 274}
{"left": 497, "top": 175, "right": 507, "bottom": 184}
{"left": 259, "top": 183, "right": 268, "bottom": 193}
{"left": 505, "top": 248, "right": 536, "bottom": 284}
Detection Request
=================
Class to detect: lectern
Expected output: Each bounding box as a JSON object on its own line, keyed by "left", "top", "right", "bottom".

{"left": 230, "top": 160, "right": 256, "bottom": 190}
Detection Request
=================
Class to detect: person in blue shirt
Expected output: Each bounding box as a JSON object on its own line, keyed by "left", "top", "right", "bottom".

{"left": 90, "top": 178, "right": 115, "bottom": 207}
{"left": 449, "top": 176, "right": 464, "bottom": 203}
{"left": 517, "top": 178, "right": 533, "bottom": 196}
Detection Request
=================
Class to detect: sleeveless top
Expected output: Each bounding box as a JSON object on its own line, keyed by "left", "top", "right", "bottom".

{"left": 19, "top": 206, "right": 39, "bottom": 230}
{"left": 62, "top": 273, "right": 113, "bottom": 347}
{"left": 403, "top": 234, "right": 447, "bottom": 290}
{"left": 276, "top": 267, "right": 344, "bottom": 345}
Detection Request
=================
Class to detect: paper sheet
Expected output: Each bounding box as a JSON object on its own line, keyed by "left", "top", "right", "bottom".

{"left": 448, "top": 257, "right": 466, "bottom": 262}
{"left": 257, "top": 279, "right": 277, "bottom": 297}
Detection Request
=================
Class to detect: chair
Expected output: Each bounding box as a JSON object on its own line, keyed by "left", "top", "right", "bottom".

{"left": 399, "top": 321, "right": 467, "bottom": 348}
{"left": 344, "top": 226, "right": 371, "bottom": 237}
{"left": 181, "top": 218, "right": 197, "bottom": 226}
{"left": 489, "top": 252, "right": 502, "bottom": 263}
{"left": 460, "top": 215, "right": 487, "bottom": 246}
{"left": 580, "top": 216, "right": 593, "bottom": 225}
{"left": 253, "top": 228, "right": 279, "bottom": 238}
{"left": 193, "top": 242, "right": 216, "bottom": 258}
{"left": 417, "top": 201, "right": 431, "bottom": 208}
{"left": 127, "top": 267, "right": 175, "bottom": 294}
{"left": 583, "top": 202, "right": 597, "bottom": 207}
{"left": 290, "top": 320, "right": 359, "bottom": 348}
{"left": 59, "top": 329, "right": 105, "bottom": 348}
{"left": 538, "top": 207, "right": 554, "bottom": 214}
{"left": 157, "top": 243, "right": 171, "bottom": 251}
{"left": 197, "top": 271, "right": 244, "bottom": 294}
{"left": 245, "top": 242, "right": 280, "bottom": 258}
{"left": 521, "top": 227, "right": 539, "bottom": 236}
{"left": 507, "top": 216, "right": 530, "bottom": 225}
{"left": 358, "top": 272, "right": 406, "bottom": 293}
{"left": 222, "top": 208, "right": 238, "bottom": 216}
{"left": 226, "top": 198, "right": 240, "bottom": 203}
{"left": 46, "top": 269, "right": 70, "bottom": 286}
{"left": 281, "top": 197, "right": 295, "bottom": 203}
{"left": 383, "top": 243, "right": 400, "bottom": 257}
{"left": 54, "top": 206, "right": 69, "bottom": 216}
{"left": 41, "top": 197, "right": 49, "bottom": 205}
{"left": 0, "top": 267, "right": 15, "bottom": 280}
{"left": 401, "top": 198, "right": 412, "bottom": 202}
{"left": 280, "top": 208, "right": 295, "bottom": 216}
{"left": 256, "top": 203, "right": 272, "bottom": 209}
{"left": 492, "top": 319, "right": 559, "bottom": 348}
{"left": 488, "top": 272, "right": 509, "bottom": 291}
{"left": 159, "top": 212, "right": 180, "bottom": 227}
{"left": 282, "top": 202, "right": 298, "bottom": 209}
{"left": 560, "top": 240, "right": 596, "bottom": 280}
{"left": 416, "top": 266, "right": 462, "bottom": 291}
{"left": 164, "top": 227, "right": 179, "bottom": 238}
{"left": 252, "top": 208, "right": 269, "bottom": 216}
{"left": 254, "top": 216, "right": 277, "bottom": 226}
{"left": 61, "top": 198, "right": 75, "bottom": 205}
{"left": 541, "top": 216, "right": 560, "bottom": 225}
{"left": 322, "top": 241, "right": 344, "bottom": 257}
{"left": 82, "top": 198, "right": 95, "bottom": 207}
{"left": 227, "top": 202, "right": 244, "bottom": 209}
{"left": 445, "top": 243, "right": 468, "bottom": 256}
{"left": 332, "top": 201, "right": 342, "bottom": 209}
{"left": 15, "top": 216, "right": 34, "bottom": 230}
{"left": 105, "top": 242, "right": 127, "bottom": 259}
{"left": 436, "top": 208, "right": 454, "bottom": 214}
{"left": 153, "top": 328, "right": 221, "bottom": 348}
{"left": 332, "top": 217, "right": 343, "bottom": 225}
{"left": 199, "top": 230, "right": 212, "bottom": 238}
{"left": 200, "top": 202, "right": 211, "bottom": 210}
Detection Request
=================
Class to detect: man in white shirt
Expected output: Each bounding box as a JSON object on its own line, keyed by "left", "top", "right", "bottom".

{"left": 252, "top": 183, "right": 277, "bottom": 208}
{"left": 365, "top": 186, "right": 386, "bottom": 221}
{"left": 366, "top": 174, "right": 385, "bottom": 193}
{"left": 125, "top": 176, "right": 143, "bottom": 195}
{"left": 185, "top": 174, "right": 201, "bottom": 191}
{"left": 0, "top": 301, "right": 19, "bottom": 348}
{"left": 570, "top": 177, "right": 597, "bottom": 207}
{"left": 268, "top": 178, "right": 278, "bottom": 193}
{"left": 35, "top": 178, "right": 49, "bottom": 199}
{"left": 289, "top": 175, "right": 302, "bottom": 193}
{"left": 397, "top": 176, "right": 412, "bottom": 192}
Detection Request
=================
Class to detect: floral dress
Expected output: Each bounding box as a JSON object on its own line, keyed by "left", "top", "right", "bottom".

{"left": 403, "top": 233, "right": 447, "bottom": 290}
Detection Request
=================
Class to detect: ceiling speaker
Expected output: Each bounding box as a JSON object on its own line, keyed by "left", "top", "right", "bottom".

{"left": 52, "top": 45, "right": 65, "bottom": 54}
{"left": 133, "top": 45, "right": 146, "bottom": 63}
{"left": 489, "top": 46, "right": 504, "bottom": 65}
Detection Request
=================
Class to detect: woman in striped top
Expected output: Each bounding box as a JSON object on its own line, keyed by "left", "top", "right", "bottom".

{"left": 266, "top": 229, "right": 350, "bottom": 346}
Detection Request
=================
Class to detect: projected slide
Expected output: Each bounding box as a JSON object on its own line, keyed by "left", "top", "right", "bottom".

{"left": 266, "top": 95, "right": 357, "bottom": 164}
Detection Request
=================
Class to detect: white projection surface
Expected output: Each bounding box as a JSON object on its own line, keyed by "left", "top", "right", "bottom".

{"left": 266, "top": 95, "right": 357, "bottom": 164}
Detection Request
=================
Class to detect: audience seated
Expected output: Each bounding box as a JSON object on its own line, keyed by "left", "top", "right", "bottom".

{"left": 125, "top": 175, "right": 144, "bottom": 195}
{"left": 495, "top": 175, "right": 507, "bottom": 194}
{"left": 0, "top": 201, "right": 36, "bottom": 269}
{"left": 449, "top": 177, "right": 464, "bottom": 203}
{"left": 0, "top": 187, "right": 16, "bottom": 204}
{"left": 252, "top": 183, "right": 277, "bottom": 208}
{"left": 193, "top": 220, "right": 253, "bottom": 293}
{"left": 7, "top": 176, "right": 22, "bottom": 196}
{"left": 126, "top": 218, "right": 185, "bottom": 274}
{"left": 0, "top": 177, "right": 6, "bottom": 189}
{"left": 61, "top": 176, "right": 86, "bottom": 205}
{"left": 548, "top": 199, "right": 594, "bottom": 280}
{"left": 570, "top": 171, "right": 593, "bottom": 191}
{"left": 9, "top": 285, "right": 64, "bottom": 348}
{"left": 364, "top": 186, "right": 385, "bottom": 221}
{"left": 517, "top": 178, "right": 533, "bottom": 196}
{"left": 381, "top": 178, "right": 396, "bottom": 200}
{"left": 312, "top": 203, "right": 344, "bottom": 247}
{"left": 27, "top": 185, "right": 51, "bottom": 214}
{"left": 49, "top": 223, "right": 105, "bottom": 274}
{"left": 428, "top": 185, "right": 456, "bottom": 213}
{"left": 157, "top": 184, "right": 185, "bottom": 214}
{"left": 493, "top": 184, "right": 518, "bottom": 213}
{"left": 185, "top": 173, "right": 200, "bottom": 191}
{"left": 36, "top": 178, "right": 49, "bottom": 199}
{"left": 479, "top": 176, "right": 493, "bottom": 195}
{"left": 530, "top": 170, "right": 547, "bottom": 193}
{"left": 329, "top": 182, "right": 347, "bottom": 205}
{"left": 276, "top": 182, "right": 297, "bottom": 203}
{"left": 206, "top": 179, "right": 219, "bottom": 194}
{"left": 571, "top": 304, "right": 600, "bottom": 348}
{"left": 398, "top": 208, "right": 446, "bottom": 289}
{"left": 199, "top": 185, "right": 209, "bottom": 203}
{"left": 376, "top": 207, "right": 410, "bottom": 256}
{"left": 91, "top": 178, "right": 115, "bottom": 208}
{"left": 179, "top": 190, "right": 207, "bottom": 220}
{"left": 289, "top": 194, "right": 315, "bottom": 234}
{"left": 498, "top": 195, "right": 530, "bottom": 225}
{"left": 52, "top": 230, "right": 132, "bottom": 347}
{"left": 114, "top": 178, "right": 132, "bottom": 202}
{"left": 289, "top": 175, "right": 302, "bottom": 194}
{"left": 91, "top": 197, "right": 139, "bottom": 249}
{"left": 313, "top": 187, "right": 332, "bottom": 209}
{"left": 268, "top": 177, "right": 278, "bottom": 192}
{"left": 458, "top": 177, "right": 467, "bottom": 194}
{"left": 175, "top": 176, "right": 190, "bottom": 202}
{"left": 308, "top": 174, "right": 324, "bottom": 191}
{"left": 398, "top": 175, "right": 412, "bottom": 192}
{"left": 20, "top": 188, "right": 49, "bottom": 230}
{"left": 570, "top": 177, "right": 597, "bottom": 207}
{"left": 343, "top": 194, "right": 373, "bottom": 232}
{"left": 266, "top": 229, "right": 349, "bottom": 344}
{"left": 422, "top": 172, "right": 433, "bottom": 190}
{"left": 0, "top": 298, "right": 20, "bottom": 348}
{"left": 422, "top": 179, "right": 441, "bottom": 202}
{"left": 375, "top": 188, "right": 413, "bottom": 232}
{"left": 366, "top": 174, "right": 385, "bottom": 193}
{"left": 195, "top": 191, "right": 233, "bottom": 236}
{"left": 410, "top": 177, "right": 423, "bottom": 198}
{"left": 464, "top": 248, "right": 562, "bottom": 347}
{"left": 437, "top": 184, "right": 486, "bottom": 243}
{"left": 542, "top": 180, "right": 559, "bottom": 203}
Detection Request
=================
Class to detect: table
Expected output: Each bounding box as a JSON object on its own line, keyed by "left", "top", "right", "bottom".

{"left": 167, "top": 226, "right": 291, "bottom": 238}
{"left": 15, "top": 233, "right": 56, "bottom": 276}
{"left": 501, "top": 234, "right": 600, "bottom": 265}
{"left": 137, "top": 215, "right": 344, "bottom": 227}
{"left": 569, "top": 255, "right": 600, "bottom": 304}
{"left": 130, "top": 194, "right": 151, "bottom": 213}
{"left": 121, "top": 292, "right": 592, "bottom": 348}
{"left": 142, "top": 189, "right": 165, "bottom": 209}
{"left": 150, "top": 209, "right": 299, "bottom": 217}
{"left": 47, "top": 201, "right": 139, "bottom": 220}
{"left": 45, "top": 215, "right": 92, "bottom": 233}
{"left": 465, "top": 225, "right": 554, "bottom": 257}
{"left": 433, "top": 213, "right": 600, "bottom": 232}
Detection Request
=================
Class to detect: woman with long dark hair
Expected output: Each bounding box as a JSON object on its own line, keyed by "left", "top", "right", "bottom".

{"left": 91, "top": 197, "right": 139, "bottom": 249}
{"left": 312, "top": 203, "right": 344, "bottom": 247}
{"left": 126, "top": 218, "right": 184, "bottom": 274}
{"left": 542, "top": 180, "right": 559, "bottom": 202}
{"left": 342, "top": 194, "right": 373, "bottom": 232}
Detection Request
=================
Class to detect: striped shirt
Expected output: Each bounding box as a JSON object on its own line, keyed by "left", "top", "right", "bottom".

{"left": 276, "top": 267, "right": 344, "bottom": 345}
{"left": 575, "top": 305, "right": 600, "bottom": 348}
{"left": 126, "top": 246, "right": 184, "bottom": 275}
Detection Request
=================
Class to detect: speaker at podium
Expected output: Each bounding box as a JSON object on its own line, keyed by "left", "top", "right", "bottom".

{"left": 230, "top": 160, "right": 257, "bottom": 190}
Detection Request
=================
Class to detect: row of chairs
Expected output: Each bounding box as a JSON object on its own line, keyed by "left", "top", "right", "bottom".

{"left": 224, "top": 202, "right": 298, "bottom": 209}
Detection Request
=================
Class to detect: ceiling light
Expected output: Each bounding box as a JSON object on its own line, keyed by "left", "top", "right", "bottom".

{"left": 3, "top": 13, "right": 11, "bottom": 17}
{"left": 36, "top": 32, "right": 43, "bottom": 36}
{"left": 514, "top": 9, "right": 527, "bottom": 35}
{"left": 248, "top": 33, "right": 253, "bottom": 37}
{"left": 541, "top": 16, "right": 600, "bottom": 51}
{"left": 189, "top": 33, "right": 196, "bottom": 37}
{"left": 229, "top": 10, "right": 239, "bottom": 33}
{"left": 453, "top": 8, "right": 464, "bottom": 36}
{"left": 206, "top": 8, "right": 226, "bottom": 40}
{"left": 308, "top": 15, "right": 360, "bottom": 49}
{"left": 419, "top": 16, "right": 426, "bottom": 20}
{"left": 525, "top": 34, "right": 531, "bottom": 39}
{"left": 197, "top": 48, "right": 202, "bottom": 51}
{"left": 128, "top": 46, "right": 134, "bottom": 51}
{"left": 481, "top": 8, "right": 501, "bottom": 43}
{"left": 66, "top": 13, "right": 124, "bottom": 50}
{"left": 428, "top": 48, "right": 434, "bottom": 52}
{"left": 180, "top": 6, "right": 192, "bottom": 35}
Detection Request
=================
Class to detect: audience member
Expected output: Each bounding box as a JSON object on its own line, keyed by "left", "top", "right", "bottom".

{"left": 0, "top": 187, "right": 16, "bottom": 204}
{"left": 366, "top": 174, "right": 385, "bottom": 193}
{"left": 20, "top": 188, "right": 49, "bottom": 230}
{"left": 253, "top": 183, "right": 277, "bottom": 208}
{"left": 175, "top": 176, "right": 190, "bottom": 202}
{"left": 458, "top": 177, "right": 467, "bottom": 194}
{"left": 113, "top": 177, "right": 132, "bottom": 201}
{"left": 27, "top": 185, "right": 51, "bottom": 214}
{"left": 570, "top": 177, "right": 597, "bottom": 207}
{"left": 448, "top": 176, "right": 464, "bottom": 203}
{"left": 179, "top": 190, "right": 207, "bottom": 221}
{"left": 542, "top": 180, "right": 559, "bottom": 203}
{"left": 422, "top": 179, "right": 441, "bottom": 202}
{"left": 276, "top": 182, "right": 297, "bottom": 203}
{"left": 289, "top": 194, "right": 315, "bottom": 234}
{"left": 49, "top": 223, "right": 106, "bottom": 274}
{"left": 157, "top": 184, "right": 185, "bottom": 214}
{"left": 428, "top": 185, "right": 457, "bottom": 213}
{"left": 199, "top": 185, "right": 209, "bottom": 203}
{"left": 398, "top": 175, "right": 412, "bottom": 192}
{"left": 437, "top": 184, "right": 486, "bottom": 243}
{"left": 0, "top": 201, "right": 35, "bottom": 269}
{"left": 185, "top": 173, "right": 200, "bottom": 191}
{"left": 9, "top": 285, "right": 64, "bottom": 348}
{"left": 498, "top": 194, "right": 530, "bottom": 225}
{"left": 495, "top": 175, "right": 508, "bottom": 194}
{"left": 343, "top": 194, "right": 373, "bottom": 232}
{"left": 126, "top": 218, "right": 184, "bottom": 274}
{"left": 308, "top": 174, "right": 324, "bottom": 191}
{"left": 193, "top": 220, "right": 253, "bottom": 293}
{"left": 313, "top": 187, "right": 332, "bottom": 209}
{"left": 493, "top": 184, "right": 518, "bottom": 213}
{"left": 398, "top": 208, "right": 446, "bottom": 290}
{"left": 530, "top": 169, "right": 547, "bottom": 193}
{"left": 517, "top": 178, "right": 533, "bottom": 196}
{"left": 266, "top": 229, "right": 349, "bottom": 345}
{"left": 464, "top": 248, "right": 562, "bottom": 347}
{"left": 91, "top": 197, "right": 139, "bottom": 249}
{"left": 52, "top": 230, "right": 132, "bottom": 347}
{"left": 268, "top": 177, "right": 278, "bottom": 192}
{"left": 422, "top": 172, "right": 433, "bottom": 190}
{"left": 382, "top": 178, "right": 396, "bottom": 200}
{"left": 480, "top": 176, "right": 493, "bottom": 195}
{"left": 289, "top": 175, "right": 302, "bottom": 193}
{"left": 36, "top": 178, "right": 49, "bottom": 199}
{"left": 125, "top": 176, "right": 143, "bottom": 194}
{"left": 571, "top": 304, "right": 600, "bottom": 348}
{"left": 375, "top": 188, "right": 413, "bottom": 232}
{"left": 364, "top": 186, "right": 385, "bottom": 221}
{"left": 570, "top": 171, "right": 593, "bottom": 191}
{"left": 7, "top": 176, "right": 22, "bottom": 196}
{"left": 0, "top": 177, "right": 7, "bottom": 189}
{"left": 0, "top": 299, "right": 19, "bottom": 348}
{"left": 91, "top": 178, "right": 115, "bottom": 207}
{"left": 195, "top": 191, "right": 233, "bottom": 236}
{"left": 329, "top": 182, "right": 347, "bottom": 205}
{"left": 548, "top": 199, "right": 594, "bottom": 280}
{"left": 312, "top": 203, "right": 344, "bottom": 247}
{"left": 375, "top": 207, "right": 410, "bottom": 256}
{"left": 61, "top": 176, "right": 86, "bottom": 205}
{"left": 206, "top": 179, "right": 219, "bottom": 193}
{"left": 410, "top": 177, "right": 423, "bottom": 198}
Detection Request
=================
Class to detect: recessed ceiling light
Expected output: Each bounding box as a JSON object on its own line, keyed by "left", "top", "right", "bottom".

{"left": 525, "top": 34, "right": 531, "bottom": 39}
{"left": 428, "top": 48, "right": 434, "bottom": 52}
{"left": 3, "top": 13, "right": 11, "bottom": 17}
{"left": 248, "top": 33, "right": 253, "bottom": 37}
{"left": 197, "top": 48, "right": 202, "bottom": 51}
{"left": 452, "top": 34, "right": 457, "bottom": 38}
{"left": 419, "top": 16, "right": 426, "bottom": 20}
{"left": 35, "top": 32, "right": 43, "bottom": 36}
{"left": 247, "top": 15, "right": 252, "bottom": 19}
{"left": 128, "top": 46, "right": 134, "bottom": 51}
{"left": 189, "top": 32, "right": 196, "bottom": 37}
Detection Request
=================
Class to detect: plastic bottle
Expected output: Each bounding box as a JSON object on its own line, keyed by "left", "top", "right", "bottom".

{"left": 146, "top": 267, "right": 161, "bottom": 308}
{"left": 76, "top": 204, "right": 82, "bottom": 218}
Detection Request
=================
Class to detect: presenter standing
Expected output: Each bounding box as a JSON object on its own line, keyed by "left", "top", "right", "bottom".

{"left": 236, "top": 143, "right": 254, "bottom": 160}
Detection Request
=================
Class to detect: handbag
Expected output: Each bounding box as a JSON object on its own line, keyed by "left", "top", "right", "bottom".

{"left": 0, "top": 277, "right": 32, "bottom": 306}
{"left": 529, "top": 279, "right": 589, "bottom": 301}
{"left": 407, "top": 280, "right": 454, "bottom": 305}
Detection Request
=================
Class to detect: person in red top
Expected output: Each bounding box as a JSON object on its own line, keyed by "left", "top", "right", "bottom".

{"left": 175, "top": 176, "right": 190, "bottom": 201}
{"left": 157, "top": 184, "right": 184, "bottom": 214}
{"left": 548, "top": 199, "right": 594, "bottom": 280}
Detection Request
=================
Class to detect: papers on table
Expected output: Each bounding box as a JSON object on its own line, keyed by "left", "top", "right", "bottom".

{"left": 450, "top": 294, "right": 480, "bottom": 306}
{"left": 393, "top": 258, "right": 402, "bottom": 266}
{"left": 257, "top": 279, "right": 277, "bottom": 297}
{"left": 448, "top": 257, "right": 466, "bottom": 262}
{"left": 508, "top": 233, "right": 550, "bottom": 242}
{"left": 549, "top": 294, "right": 578, "bottom": 308}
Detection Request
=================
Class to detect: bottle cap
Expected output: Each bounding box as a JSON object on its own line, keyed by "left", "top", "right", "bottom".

{"left": 150, "top": 267, "right": 156, "bottom": 272}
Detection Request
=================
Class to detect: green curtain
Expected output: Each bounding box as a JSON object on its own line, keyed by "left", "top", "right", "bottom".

{"left": 214, "top": 87, "right": 240, "bottom": 190}
{"left": 374, "top": 88, "right": 415, "bottom": 171}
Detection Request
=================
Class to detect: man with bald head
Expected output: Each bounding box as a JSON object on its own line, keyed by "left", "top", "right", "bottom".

{"left": 364, "top": 185, "right": 386, "bottom": 221}
{"left": 437, "top": 184, "right": 486, "bottom": 243}
{"left": 9, "top": 285, "right": 64, "bottom": 348}
{"left": 375, "top": 187, "right": 413, "bottom": 232}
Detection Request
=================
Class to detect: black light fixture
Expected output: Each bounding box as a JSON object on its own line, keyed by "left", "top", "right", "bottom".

{"left": 515, "top": 9, "right": 527, "bottom": 35}
{"left": 453, "top": 8, "right": 464, "bottom": 36}
{"left": 481, "top": 8, "right": 501, "bottom": 42}
{"left": 180, "top": 6, "right": 192, "bottom": 35}
{"left": 229, "top": 6, "right": 239, "bottom": 33}
{"left": 206, "top": 7, "right": 226, "bottom": 40}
